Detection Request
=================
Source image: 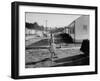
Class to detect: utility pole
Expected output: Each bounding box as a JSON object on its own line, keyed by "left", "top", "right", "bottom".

{"left": 74, "top": 21, "right": 76, "bottom": 44}
{"left": 46, "top": 20, "right": 48, "bottom": 35}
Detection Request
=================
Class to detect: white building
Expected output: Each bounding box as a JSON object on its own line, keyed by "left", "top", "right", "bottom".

{"left": 25, "top": 28, "right": 44, "bottom": 37}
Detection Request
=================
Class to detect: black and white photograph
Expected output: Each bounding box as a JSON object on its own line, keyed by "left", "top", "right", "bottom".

{"left": 25, "top": 12, "right": 90, "bottom": 68}
{"left": 11, "top": 2, "right": 97, "bottom": 79}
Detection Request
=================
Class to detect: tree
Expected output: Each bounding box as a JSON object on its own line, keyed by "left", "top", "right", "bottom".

{"left": 55, "top": 33, "right": 73, "bottom": 44}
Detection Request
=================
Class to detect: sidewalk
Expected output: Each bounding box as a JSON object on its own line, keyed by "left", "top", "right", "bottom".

{"left": 52, "top": 46, "right": 83, "bottom": 60}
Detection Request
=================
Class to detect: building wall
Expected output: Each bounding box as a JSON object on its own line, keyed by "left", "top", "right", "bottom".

{"left": 75, "top": 15, "right": 89, "bottom": 40}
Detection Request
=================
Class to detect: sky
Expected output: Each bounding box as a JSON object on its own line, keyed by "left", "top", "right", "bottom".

{"left": 25, "top": 12, "right": 81, "bottom": 28}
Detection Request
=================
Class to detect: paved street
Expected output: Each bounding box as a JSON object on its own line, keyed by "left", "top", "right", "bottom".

{"left": 25, "top": 44, "right": 85, "bottom": 68}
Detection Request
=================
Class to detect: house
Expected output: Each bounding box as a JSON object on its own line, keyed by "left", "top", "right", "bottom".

{"left": 63, "top": 15, "right": 89, "bottom": 42}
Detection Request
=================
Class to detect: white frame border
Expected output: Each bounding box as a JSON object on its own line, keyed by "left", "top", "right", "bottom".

{"left": 19, "top": 5, "right": 95, "bottom": 76}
